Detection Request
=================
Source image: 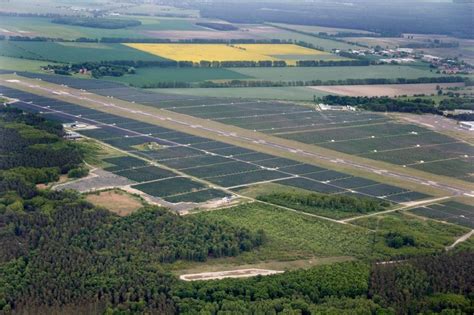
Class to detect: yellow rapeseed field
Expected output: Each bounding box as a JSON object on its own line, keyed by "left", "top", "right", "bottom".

{"left": 124, "top": 43, "right": 328, "bottom": 65}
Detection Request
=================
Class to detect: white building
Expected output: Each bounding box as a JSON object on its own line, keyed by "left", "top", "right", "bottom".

{"left": 459, "top": 121, "right": 474, "bottom": 131}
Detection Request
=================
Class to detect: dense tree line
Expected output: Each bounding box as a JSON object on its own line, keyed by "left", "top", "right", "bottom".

{"left": 0, "top": 118, "right": 83, "bottom": 171}
{"left": 45, "top": 62, "right": 137, "bottom": 78}
{"left": 320, "top": 95, "right": 440, "bottom": 114}
{"left": 257, "top": 192, "right": 390, "bottom": 215}
{"left": 51, "top": 17, "right": 141, "bottom": 29}
{"left": 195, "top": 22, "right": 238, "bottom": 31}
{"left": 320, "top": 94, "right": 474, "bottom": 115}
{"left": 172, "top": 261, "right": 372, "bottom": 314}
{"left": 370, "top": 251, "right": 474, "bottom": 314}
{"left": 172, "top": 252, "right": 473, "bottom": 314}
{"left": 138, "top": 76, "right": 466, "bottom": 89}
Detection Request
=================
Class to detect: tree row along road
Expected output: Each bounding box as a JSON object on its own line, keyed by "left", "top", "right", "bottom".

{"left": 2, "top": 77, "right": 473, "bottom": 198}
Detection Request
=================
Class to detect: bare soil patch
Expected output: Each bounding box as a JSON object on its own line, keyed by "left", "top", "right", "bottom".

{"left": 86, "top": 189, "right": 143, "bottom": 216}
{"left": 179, "top": 269, "right": 284, "bottom": 281}
{"left": 310, "top": 83, "right": 464, "bottom": 97}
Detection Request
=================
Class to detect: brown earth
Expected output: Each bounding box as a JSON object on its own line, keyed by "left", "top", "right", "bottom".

{"left": 85, "top": 189, "right": 143, "bottom": 216}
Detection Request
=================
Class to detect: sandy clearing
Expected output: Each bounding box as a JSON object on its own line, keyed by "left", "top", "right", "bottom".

{"left": 309, "top": 83, "right": 465, "bottom": 97}
{"left": 179, "top": 269, "right": 284, "bottom": 281}
{"left": 86, "top": 189, "right": 143, "bottom": 216}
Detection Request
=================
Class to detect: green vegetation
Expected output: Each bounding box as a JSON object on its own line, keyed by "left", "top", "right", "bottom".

{"left": 257, "top": 191, "right": 391, "bottom": 219}
{"left": 51, "top": 17, "right": 142, "bottom": 29}
{"left": 108, "top": 67, "right": 250, "bottom": 85}
{"left": 0, "top": 94, "right": 472, "bottom": 314}
{"left": 172, "top": 251, "right": 474, "bottom": 314}
{"left": 0, "top": 15, "right": 204, "bottom": 40}
{"left": 0, "top": 109, "right": 264, "bottom": 313}
{"left": 173, "top": 261, "right": 372, "bottom": 314}
{"left": 321, "top": 95, "right": 440, "bottom": 113}
{"left": 232, "top": 65, "right": 444, "bottom": 81}
{"left": 321, "top": 94, "right": 474, "bottom": 115}
{"left": 0, "top": 41, "right": 165, "bottom": 63}
{"left": 353, "top": 212, "right": 469, "bottom": 257}
{"left": 67, "top": 166, "right": 89, "bottom": 178}
{"left": 0, "top": 56, "right": 55, "bottom": 72}
{"left": 0, "top": 107, "right": 84, "bottom": 175}
{"left": 198, "top": 202, "right": 373, "bottom": 260}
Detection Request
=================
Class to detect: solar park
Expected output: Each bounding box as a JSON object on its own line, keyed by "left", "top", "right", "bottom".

{"left": 0, "top": 84, "right": 434, "bottom": 209}
{"left": 17, "top": 72, "right": 474, "bottom": 183}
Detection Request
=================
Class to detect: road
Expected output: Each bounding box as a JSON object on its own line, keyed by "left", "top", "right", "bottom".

{"left": 4, "top": 78, "right": 473, "bottom": 197}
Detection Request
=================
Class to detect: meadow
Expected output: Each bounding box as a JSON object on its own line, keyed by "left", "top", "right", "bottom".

{"left": 232, "top": 64, "right": 442, "bottom": 81}
{"left": 108, "top": 67, "right": 251, "bottom": 85}
{"left": 0, "top": 56, "right": 54, "bottom": 72}
{"left": 197, "top": 202, "right": 467, "bottom": 262}
{"left": 0, "top": 15, "right": 206, "bottom": 40}
{"left": 198, "top": 202, "right": 374, "bottom": 260}
{"left": 125, "top": 43, "right": 334, "bottom": 65}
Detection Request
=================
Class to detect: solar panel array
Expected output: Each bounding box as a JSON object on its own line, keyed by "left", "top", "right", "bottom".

{"left": 1, "top": 85, "right": 432, "bottom": 205}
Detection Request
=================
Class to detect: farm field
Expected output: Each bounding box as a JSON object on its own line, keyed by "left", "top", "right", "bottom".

{"left": 114, "top": 4, "right": 199, "bottom": 18}
{"left": 125, "top": 43, "right": 337, "bottom": 65}
{"left": 0, "top": 15, "right": 207, "bottom": 40}
{"left": 268, "top": 23, "right": 376, "bottom": 36}
{"left": 410, "top": 201, "right": 474, "bottom": 228}
{"left": 0, "top": 56, "right": 54, "bottom": 72}
{"left": 310, "top": 82, "right": 465, "bottom": 97}
{"left": 108, "top": 67, "right": 251, "bottom": 86}
{"left": 141, "top": 24, "right": 278, "bottom": 41}
{"left": 152, "top": 86, "right": 327, "bottom": 101}
{"left": 0, "top": 83, "right": 434, "bottom": 206}
{"left": 231, "top": 64, "right": 442, "bottom": 81}
{"left": 0, "top": 41, "right": 167, "bottom": 63}
{"left": 258, "top": 27, "right": 363, "bottom": 51}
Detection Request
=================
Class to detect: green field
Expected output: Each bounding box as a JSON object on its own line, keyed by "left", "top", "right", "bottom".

{"left": 197, "top": 203, "right": 373, "bottom": 261}
{"left": 0, "top": 56, "right": 55, "bottom": 72}
{"left": 0, "top": 41, "right": 166, "bottom": 63}
{"left": 261, "top": 27, "right": 364, "bottom": 51}
{"left": 155, "top": 86, "right": 328, "bottom": 100}
{"left": 197, "top": 203, "right": 470, "bottom": 262}
{"left": 232, "top": 64, "right": 442, "bottom": 81}
{"left": 269, "top": 23, "right": 376, "bottom": 36}
{"left": 0, "top": 16, "right": 206, "bottom": 40}
{"left": 108, "top": 67, "right": 251, "bottom": 85}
